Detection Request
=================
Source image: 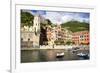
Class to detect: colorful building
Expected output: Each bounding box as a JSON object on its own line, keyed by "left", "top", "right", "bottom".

{"left": 46, "top": 24, "right": 73, "bottom": 45}
{"left": 72, "top": 31, "right": 89, "bottom": 45}
{"left": 46, "top": 25, "right": 56, "bottom": 45}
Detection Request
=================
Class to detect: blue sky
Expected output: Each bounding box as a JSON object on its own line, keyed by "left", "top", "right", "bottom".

{"left": 22, "top": 10, "right": 90, "bottom": 24}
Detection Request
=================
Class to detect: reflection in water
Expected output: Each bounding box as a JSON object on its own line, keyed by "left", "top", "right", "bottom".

{"left": 21, "top": 49, "right": 89, "bottom": 63}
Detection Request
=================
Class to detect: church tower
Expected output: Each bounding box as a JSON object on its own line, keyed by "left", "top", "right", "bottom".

{"left": 32, "top": 14, "right": 40, "bottom": 48}
{"left": 33, "top": 14, "right": 40, "bottom": 33}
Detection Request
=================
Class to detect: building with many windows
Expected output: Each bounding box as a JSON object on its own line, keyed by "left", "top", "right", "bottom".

{"left": 46, "top": 24, "right": 73, "bottom": 45}
{"left": 72, "top": 31, "right": 89, "bottom": 45}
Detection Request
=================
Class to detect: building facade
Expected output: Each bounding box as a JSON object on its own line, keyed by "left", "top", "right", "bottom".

{"left": 72, "top": 31, "right": 89, "bottom": 45}
{"left": 21, "top": 15, "right": 40, "bottom": 48}
{"left": 46, "top": 24, "right": 72, "bottom": 45}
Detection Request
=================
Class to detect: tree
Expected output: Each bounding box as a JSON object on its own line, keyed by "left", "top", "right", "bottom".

{"left": 46, "top": 19, "right": 52, "bottom": 25}
{"left": 54, "top": 40, "right": 65, "bottom": 45}
{"left": 66, "top": 41, "right": 72, "bottom": 45}
{"left": 61, "top": 20, "right": 89, "bottom": 32}
{"left": 21, "top": 10, "right": 34, "bottom": 27}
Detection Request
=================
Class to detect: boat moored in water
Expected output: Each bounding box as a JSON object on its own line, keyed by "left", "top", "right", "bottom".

{"left": 56, "top": 52, "right": 64, "bottom": 58}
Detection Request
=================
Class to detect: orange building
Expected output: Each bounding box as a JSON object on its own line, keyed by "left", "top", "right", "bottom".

{"left": 72, "top": 31, "right": 89, "bottom": 45}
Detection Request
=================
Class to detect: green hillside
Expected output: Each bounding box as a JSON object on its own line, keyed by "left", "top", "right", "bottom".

{"left": 61, "top": 21, "right": 89, "bottom": 32}
{"left": 21, "top": 10, "right": 34, "bottom": 27}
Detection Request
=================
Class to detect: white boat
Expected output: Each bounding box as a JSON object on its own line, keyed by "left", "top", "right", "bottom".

{"left": 57, "top": 52, "right": 64, "bottom": 56}
{"left": 56, "top": 52, "right": 64, "bottom": 58}
{"left": 77, "top": 52, "right": 89, "bottom": 59}
{"left": 77, "top": 53, "right": 87, "bottom": 56}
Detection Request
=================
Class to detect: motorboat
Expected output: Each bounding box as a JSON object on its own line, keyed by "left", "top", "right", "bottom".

{"left": 77, "top": 52, "right": 89, "bottom": 59}
{"left": 77, "top": 53, "right": 87, "bottom": 56}
{"left": 56, "top": 52, "right": 64, "bottom": 58}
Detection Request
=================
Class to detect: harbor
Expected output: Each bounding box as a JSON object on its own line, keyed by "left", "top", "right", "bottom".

{"left": 21, "top": 46, "right": 89, "bottom": 63}
{"left": 20, "top": 9, "right": 90, "bottom": 63}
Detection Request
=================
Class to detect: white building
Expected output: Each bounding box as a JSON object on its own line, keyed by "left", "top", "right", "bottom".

{"left": 33, "top": 15, "right": 40, "bottom": 33}
{"left": 21, "top": 15, "right": 40, "bottom": 48}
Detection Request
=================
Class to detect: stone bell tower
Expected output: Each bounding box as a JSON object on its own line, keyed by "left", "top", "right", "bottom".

{"left": 33, "top": 14, "right": 40, "bottom": 33}
{"left": 32, "top": 14, "right": 40, "bottom": 48}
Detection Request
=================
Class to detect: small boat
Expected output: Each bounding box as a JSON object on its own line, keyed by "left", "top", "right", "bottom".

{"left": 56, "top": 52, "right": 64, "bottom": 58}
{"left": 77, "top": 53, "right": 89, "bottom": 59}
{"left": 77, "top": 53, "right": 87, "bottom": 56}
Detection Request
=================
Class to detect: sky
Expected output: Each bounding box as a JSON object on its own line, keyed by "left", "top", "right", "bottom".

{"left": 22, "top": 10, "right": 90, "bottom": 24}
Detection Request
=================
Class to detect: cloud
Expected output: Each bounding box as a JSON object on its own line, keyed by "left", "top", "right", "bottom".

{"left": 43, "top": 11, "right": 63, "bottom": 24}
{"left": 31, "top": 10, "right": 46, "bottom": 15}
{"left": 44, "top": 11, "right": 89, "bottom": 24}
{"left": 21, "top": 9, "right": 46, "bottom": 16}
{"left": 61, "top": 14, "right": 73, "bottom": 23}
{"left": 22, "top": 9, "right": 90, "bottom": 24}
